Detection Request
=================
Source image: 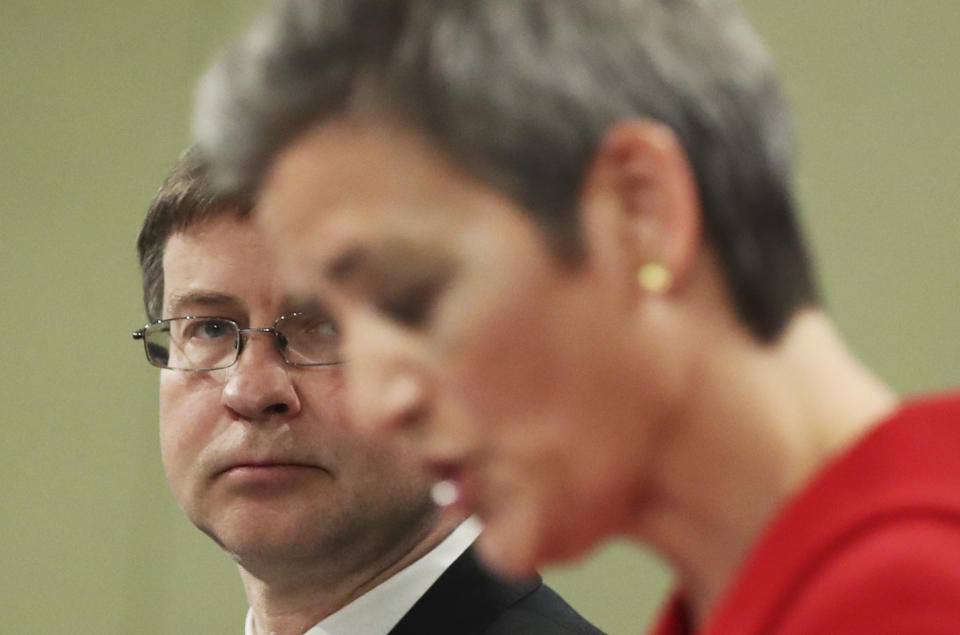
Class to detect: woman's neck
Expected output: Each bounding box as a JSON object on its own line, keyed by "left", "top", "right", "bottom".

{"left": 630, "top": 310, "right": 897, "bottom": 627}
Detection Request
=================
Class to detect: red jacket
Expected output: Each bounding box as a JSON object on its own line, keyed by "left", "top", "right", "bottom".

{"left": 652, "top": 393, "right": 960, "bottom": 635}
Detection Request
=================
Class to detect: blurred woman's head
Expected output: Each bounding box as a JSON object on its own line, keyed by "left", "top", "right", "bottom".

{"left": 196, "top": 0, "right": 825, "bottom": 577}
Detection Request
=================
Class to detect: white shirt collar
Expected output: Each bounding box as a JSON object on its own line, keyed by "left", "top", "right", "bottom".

{"left": 245, "top": 517, "right": 482, "bottom": 635}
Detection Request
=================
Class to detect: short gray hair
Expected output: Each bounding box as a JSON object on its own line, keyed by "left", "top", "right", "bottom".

{"left": 194, "top": 0, "right": 818, "bottom": 340}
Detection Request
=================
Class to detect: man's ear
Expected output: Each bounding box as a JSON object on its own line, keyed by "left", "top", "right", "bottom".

{"left": 578, "top": 119, "right": 702, "bottom": 296}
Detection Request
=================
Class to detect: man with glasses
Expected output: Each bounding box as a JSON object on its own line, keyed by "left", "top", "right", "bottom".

{"left": 133, "top": 148, "right": 604, "bottom": 635}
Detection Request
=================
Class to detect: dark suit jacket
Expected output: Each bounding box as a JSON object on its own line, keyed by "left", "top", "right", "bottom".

{"left": 389, "top": 547, "right": 606, "bottom": 634}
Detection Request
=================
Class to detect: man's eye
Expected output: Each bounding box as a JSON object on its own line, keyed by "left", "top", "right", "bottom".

{"left": 186, "top": 319, "right": 233, "bottom": 340}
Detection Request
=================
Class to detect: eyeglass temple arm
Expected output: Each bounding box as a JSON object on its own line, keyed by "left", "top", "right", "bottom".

{"left": 132, "top": 329, "right": 145, "bottom": 340}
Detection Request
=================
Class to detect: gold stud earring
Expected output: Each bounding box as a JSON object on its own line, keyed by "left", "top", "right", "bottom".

{"left": 637, "top": 262, "right": 673, "bottom": 294}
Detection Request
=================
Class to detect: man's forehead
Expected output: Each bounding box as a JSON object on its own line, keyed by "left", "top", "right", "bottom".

{"left": 160, "top": 222, "right": 315, "bottom": 318}
{"left": 161, "top": 220, "right": 267, "bottom": 279}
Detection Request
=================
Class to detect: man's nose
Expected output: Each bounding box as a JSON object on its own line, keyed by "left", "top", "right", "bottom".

{"left": 221, "top": 331, "right": 302, "bottom": 421}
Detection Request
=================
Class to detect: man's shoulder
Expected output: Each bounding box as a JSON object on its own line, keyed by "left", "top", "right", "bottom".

{"left": 390, "top": 547, "right": 605, "bottom": 635}
{"left": 482, "top": 581, "right": 607, "bottom": 635}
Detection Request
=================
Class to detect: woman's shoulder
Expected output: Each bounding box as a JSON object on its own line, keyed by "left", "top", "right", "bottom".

{"left": 772, "top": 513, "right": 960, "bottom": 634}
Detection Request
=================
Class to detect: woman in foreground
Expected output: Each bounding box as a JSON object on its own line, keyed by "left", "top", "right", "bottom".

{"left": 195, "top": 0, "right": 960, "bottom": 631}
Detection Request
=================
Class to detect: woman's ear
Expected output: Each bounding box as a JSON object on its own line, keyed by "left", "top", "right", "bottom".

{"left": 579, "top": 119, "right": 702, "bottom": 297}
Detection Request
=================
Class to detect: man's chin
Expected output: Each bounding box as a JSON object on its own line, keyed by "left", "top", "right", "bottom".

{"left": 199, "top": 520, "right": 323, "bottom": 563}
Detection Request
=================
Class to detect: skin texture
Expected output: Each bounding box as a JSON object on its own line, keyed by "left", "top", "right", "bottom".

{"left": 158, "top": 216, "right": 456, "bottom": 634}
{"left": 256, "top": 118, "right": 896, "bottom": 624}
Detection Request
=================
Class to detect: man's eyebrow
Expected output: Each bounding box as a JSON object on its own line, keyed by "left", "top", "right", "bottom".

{"left": 165, "top": 291, "right": 241, "bottom": 317}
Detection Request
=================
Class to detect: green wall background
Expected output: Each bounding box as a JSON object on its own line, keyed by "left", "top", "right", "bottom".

{"left": 2, "top": 2, "right": 956, "bottom": 633}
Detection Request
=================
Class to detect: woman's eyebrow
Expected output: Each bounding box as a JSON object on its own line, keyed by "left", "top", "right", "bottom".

{"left": 326, "top": 244, "right": 376, "bottom": 285}
{"left": 280, "top": 293, "right": 335, "bottom": 317}
{"left": 325, "top": 240, "right": 455, "bottom": 293}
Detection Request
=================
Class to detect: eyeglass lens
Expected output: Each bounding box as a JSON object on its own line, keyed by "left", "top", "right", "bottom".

{"left": 146, "top": 318, "right": 238, "bottom": 370}
{"left": 274, "top": 312, "right": 339, "bottom": 366}
{"left": 143, "top": 314, "right": 340, "bottom": 370}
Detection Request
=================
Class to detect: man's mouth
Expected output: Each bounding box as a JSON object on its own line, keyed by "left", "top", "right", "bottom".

{"left": 215, "top": 460, "right": 323, "bottom": 487}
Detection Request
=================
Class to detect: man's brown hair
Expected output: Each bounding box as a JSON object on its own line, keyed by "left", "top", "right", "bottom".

{"left": 137, "top": 147, "right": 251, "bottom": 322}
